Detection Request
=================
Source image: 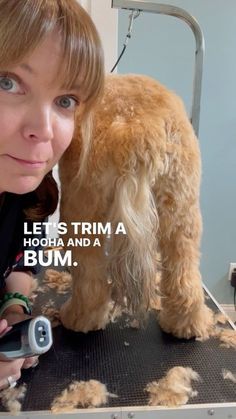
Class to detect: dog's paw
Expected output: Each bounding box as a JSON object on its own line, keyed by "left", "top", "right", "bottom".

{"left": 158, "top": 304, "right": 214, "bottom": 339}
{"left": 60, "top": 298, "right": 111, "bottom": 333}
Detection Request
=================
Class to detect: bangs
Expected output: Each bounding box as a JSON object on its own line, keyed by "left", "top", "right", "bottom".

{"left": 0, "top": 0, "right": 104, "bottom": 107}
{"left": 56, "top": 3, "right": 104, "bottom": 107}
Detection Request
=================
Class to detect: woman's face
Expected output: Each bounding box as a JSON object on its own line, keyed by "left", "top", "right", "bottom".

{"left": 0, "top": 32, "right": 80, "bottom": 194}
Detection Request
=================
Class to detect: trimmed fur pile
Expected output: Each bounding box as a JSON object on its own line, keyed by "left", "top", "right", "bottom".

{"left": 146, "top": 366, "right": 200, "bottom": 407}
{"left": 212, "top": 328, "right": 236, "bottom": 349}
{"left": 0, "top": 385, "right": 26, "bottom": 413}
{"left": 214, "top": 313, "right": 228, "bottom": 325}
{"left": 44, "top": 269, "right": 72, "bottom": 294}
{"left": 222, "top": 369, "right": 236, "bottom": 383}
{"left": 51, "top": 380, "right": 115, "bottom": 412}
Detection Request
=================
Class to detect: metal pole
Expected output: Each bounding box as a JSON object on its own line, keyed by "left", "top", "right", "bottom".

{"left": 112, "top": 0, "right": 205, "bottom": 136}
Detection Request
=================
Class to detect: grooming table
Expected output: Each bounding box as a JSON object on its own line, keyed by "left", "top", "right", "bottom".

{"left": 0, "top": 268, "right": 236, "bottom": 419}
{"left": 0, "top": 2, "right": 230, "bottom": 417}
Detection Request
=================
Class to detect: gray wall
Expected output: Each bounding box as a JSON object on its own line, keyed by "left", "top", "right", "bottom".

{"left": 117, "top": 0, "right": 236, "bottom": 304}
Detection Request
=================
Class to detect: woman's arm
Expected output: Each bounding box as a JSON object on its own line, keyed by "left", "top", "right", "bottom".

{"left": 3, "top": 271, "right": 33, "bottom": 316}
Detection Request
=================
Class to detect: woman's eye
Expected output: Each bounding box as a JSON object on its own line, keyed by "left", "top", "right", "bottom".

{"left": 57, "top": 96, "right": 79, "bottom": 110}
{"left": 0, "top": 76, "right": 20, "bottom": 93}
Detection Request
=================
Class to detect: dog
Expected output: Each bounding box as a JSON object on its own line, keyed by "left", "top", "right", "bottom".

{"left": 59, "top": 74, "right": 214, "bottom": 339}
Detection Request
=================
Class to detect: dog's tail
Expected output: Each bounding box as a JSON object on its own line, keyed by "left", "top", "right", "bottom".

{"left": 106, "top": 163, "right": 159, "bottom": 314}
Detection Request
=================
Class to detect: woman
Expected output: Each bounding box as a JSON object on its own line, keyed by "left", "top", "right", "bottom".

{"left": 0, "top": 0, "right": 104, "bottom": 390}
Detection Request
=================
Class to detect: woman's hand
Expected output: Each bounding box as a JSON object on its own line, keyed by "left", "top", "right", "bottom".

{"left": 0, "top": 318, "right": 11, "bottom": 335}
{"left": 1, "top": 312, "right": 39, "bottom": 368}
{"left": 2, "top": 308, "right": 32, "bottom": 327}
{"left": 0, "top": 318, "right": 39, "bottom": 391}
{"left": 0, "top": 358, "right": 24, "bottom": 391}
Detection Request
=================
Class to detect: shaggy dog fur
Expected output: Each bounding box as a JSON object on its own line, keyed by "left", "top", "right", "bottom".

{"left": 59, "top": 74, "right": 214, "bottom": 339}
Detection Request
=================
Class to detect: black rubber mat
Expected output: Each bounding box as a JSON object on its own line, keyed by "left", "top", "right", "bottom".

{"left": 1, "top": 271, "right": 236, "bottom": 412}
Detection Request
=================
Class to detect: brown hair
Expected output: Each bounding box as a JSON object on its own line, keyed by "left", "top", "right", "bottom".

{"left": 0, "top": 0, "right": 105, "bottom": 220}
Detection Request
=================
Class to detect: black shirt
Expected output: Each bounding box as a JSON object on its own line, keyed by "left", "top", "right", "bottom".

{"left": 0, "top": 192, "right": 41, "bottom": 288}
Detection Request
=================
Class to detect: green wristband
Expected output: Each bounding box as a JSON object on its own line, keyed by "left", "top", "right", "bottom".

{"left": 0, "top": 292, "right": 31, "bottom": 317}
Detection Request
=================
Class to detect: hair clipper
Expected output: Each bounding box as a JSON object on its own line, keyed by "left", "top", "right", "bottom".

{"left": 0, "top": 316, "right": 53, "bottom": 360}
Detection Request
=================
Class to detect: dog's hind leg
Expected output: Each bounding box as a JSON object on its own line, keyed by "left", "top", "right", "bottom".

{"left": 60, "top": 246, "right": 112, "bottom": 332}
{"left": 157, "top": 140, "right": 214, "bottom": 340}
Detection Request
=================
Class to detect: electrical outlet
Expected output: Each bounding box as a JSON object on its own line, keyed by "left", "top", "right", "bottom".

{"left": 228, "top": 262, "right": 236, "bottom": 281}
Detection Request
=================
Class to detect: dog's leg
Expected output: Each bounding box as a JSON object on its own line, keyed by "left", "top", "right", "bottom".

{"left": 60, "top": 248, "right": 112, "bottom": 332}
{"left": 157, "top": 160, "right": 214, "bottom": 340}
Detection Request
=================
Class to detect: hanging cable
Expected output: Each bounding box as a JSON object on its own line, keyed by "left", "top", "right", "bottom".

{"left": 110, "top": 9, "right": 140, "bottom": 73}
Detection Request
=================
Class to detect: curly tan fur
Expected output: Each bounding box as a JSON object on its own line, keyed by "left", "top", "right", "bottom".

{"left": 51, "top": 380, "right": 114, "bottom": 412}
{"left": 146, "top": 367, "right": 200, "bottom": 407}
{"left": 59, "top": 74, "right": 214, "bottom": 338}
{"left": 0, "top": 384, "right": 26, "bottom": 413}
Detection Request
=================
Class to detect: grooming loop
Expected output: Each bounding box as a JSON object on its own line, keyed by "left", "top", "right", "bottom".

{"left": 126, "top": 9, "right": 140, "bottom": 44}
{"left": 111, "top": 8, "right": 140, "bottom": 72}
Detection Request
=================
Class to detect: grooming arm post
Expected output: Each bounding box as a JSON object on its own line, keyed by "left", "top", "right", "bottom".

{"left": 111, "top": 0, "right": 205, "bottom": 136}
